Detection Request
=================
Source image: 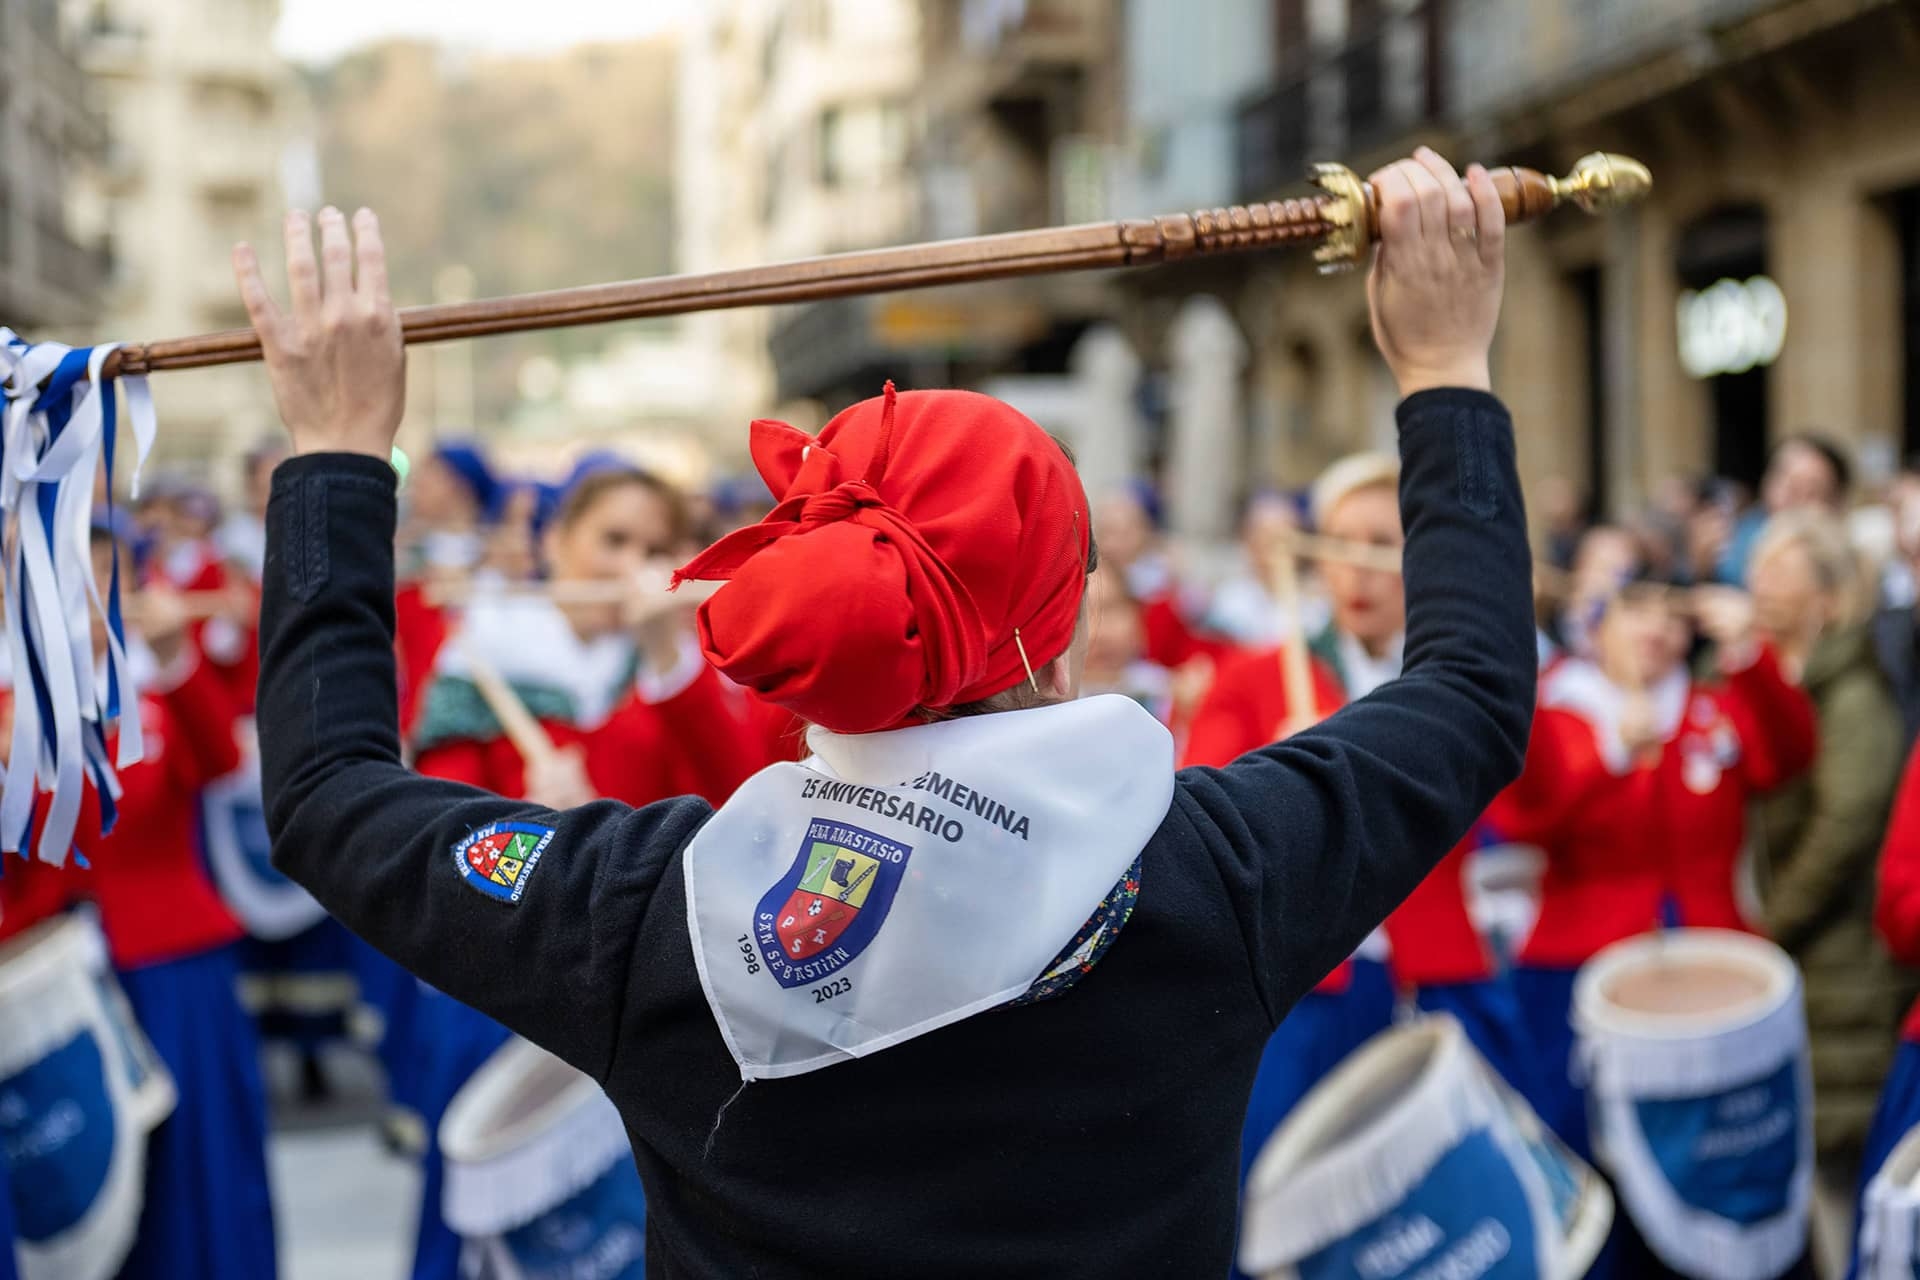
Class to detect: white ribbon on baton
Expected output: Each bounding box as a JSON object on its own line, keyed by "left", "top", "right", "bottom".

{"left": 0, "top": 332, "right": 157, "bottom": 865}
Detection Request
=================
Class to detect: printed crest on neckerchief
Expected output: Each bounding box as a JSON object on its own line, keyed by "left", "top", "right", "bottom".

{"left": 753, "top": 819, "right": 912, "bottom": 988}
{"left": 453, "top": 821, "right": 555, "bottom": 905}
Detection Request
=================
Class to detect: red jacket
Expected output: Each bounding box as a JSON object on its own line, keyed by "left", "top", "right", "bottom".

{"left": 394, "top": 580, "right": 453, "bottom": 739}
{"left": 415, "top": 663, "right": 762, "bottom": 809}
{"left": 1874, "top": 745, "right": 1920, "bottom": 1040}
{"left": 1187, "top": 643, "right": 1502, "bottom": 989}
{"left": 1490, "top": 648, "right": 1816, "bottom": 969}
{"left": 1178, "top": 644, "right": 1501, "bottom": 991}
{"left": 76, "top": 656, "right": 247, "bottom": 969}
{"left": 162, "top": 540, "right": 260, "bottom": 715}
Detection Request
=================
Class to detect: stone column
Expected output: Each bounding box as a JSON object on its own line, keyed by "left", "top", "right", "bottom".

{"left": 1166, "top": 294, "right": 1249, "bottom": 540}
{"left": 1066, "top": 323, "right": 1144, "bottom": 503}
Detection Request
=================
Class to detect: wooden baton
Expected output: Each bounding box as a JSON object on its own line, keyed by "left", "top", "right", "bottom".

{"left": 98, "top": 154, "right": 1649, "bottom": 379}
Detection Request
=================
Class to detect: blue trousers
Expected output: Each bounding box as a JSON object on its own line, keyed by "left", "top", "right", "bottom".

{"left": 0, "top": 1127, "right": 19, "bottom": 1280}
{"left": 242, "top": 918, "right": 356, "bottom": 1053}
{"left": 115, "top": 944, "right": 277, "bottom": 1280}
{"left": 1512, "top": 964, "right": 1590, "bottom": 1161}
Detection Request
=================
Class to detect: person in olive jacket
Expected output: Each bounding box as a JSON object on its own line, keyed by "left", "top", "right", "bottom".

{"left": 1749, "top": 510, "right": 1912, "bottom": 1214}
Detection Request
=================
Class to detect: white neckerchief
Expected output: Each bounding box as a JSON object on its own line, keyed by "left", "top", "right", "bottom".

{"left": 1336, "top": 629, "right": 1405, "bottom": 699}
{"left": 435, "top": 593, "right": 634, "bottom": 730}
{"left": 685, "top": 694, "right": 1175, "bottom": 1080}
{"left": 1541, "top": 658, "right": 1690, "bottom": 775}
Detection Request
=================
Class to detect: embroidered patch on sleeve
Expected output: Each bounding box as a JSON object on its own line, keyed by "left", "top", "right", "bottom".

{"left": 452, "top": 821, "right": 555, "bottom": 905}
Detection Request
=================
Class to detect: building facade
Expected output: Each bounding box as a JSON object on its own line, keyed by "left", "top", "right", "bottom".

{"left": 1221, "top": 0, "right": 1920, "bottom": 526}
{"left": 69, "top": 0, "right": 302, "bottom": 465}
{"left": 0, "top": 0, "right": 109, "bottom": 334}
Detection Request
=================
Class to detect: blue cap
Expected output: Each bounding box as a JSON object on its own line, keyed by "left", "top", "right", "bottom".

{"left": 433, "top": 441, "right": 501, "bottom": 520}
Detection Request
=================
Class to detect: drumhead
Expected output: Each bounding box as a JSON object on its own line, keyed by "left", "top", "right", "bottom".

{"left": 0, "top": 913, "right": 97, "bottom": 1006}
{"left": 1575, "top": 929, "right": 1796, "bottom": 1041}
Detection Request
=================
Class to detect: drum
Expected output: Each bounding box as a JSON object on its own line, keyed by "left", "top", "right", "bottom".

{"left": 1239, "top": 1015, "right": 1612, "bottom": 1280}
{"left": 0, "top": 913, "right": 175, "bottom": 1280}
{"left": 1861, "top": 1119, "right": 1920, "bottom": 1279}
{"left": 1573, "top": 928, "right": 1810, "bottom": 1280}
{"left": 439, "top": 1037, "right": 647, "bottom": 1280}
{"left": 200, "top": 724, "right": 327, "bottom": 942}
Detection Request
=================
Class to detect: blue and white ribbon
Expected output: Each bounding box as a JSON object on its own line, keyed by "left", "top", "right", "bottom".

{"left": 0, "top": 333, "right": 156, "bottom": 866}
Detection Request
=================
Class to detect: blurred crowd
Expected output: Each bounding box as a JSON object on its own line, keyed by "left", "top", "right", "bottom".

{"left": 10, "top": 412, "right": 1920, "bottom": 1280}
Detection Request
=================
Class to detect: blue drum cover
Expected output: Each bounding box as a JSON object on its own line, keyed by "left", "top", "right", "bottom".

{"left": 1633, "top": 1059, "right": 1799, "bottom": 1228}
{"left": 0, "top": 1033, "right": 115, "bottom": 1245}
{"left": 493, "top": 1160, "right": 647, "bottom": 1280}
{"left": 1293, "top": 1132, "right": 1539, "bottom": 1280}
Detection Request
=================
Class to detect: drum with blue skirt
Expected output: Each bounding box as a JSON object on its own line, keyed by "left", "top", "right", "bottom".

{"left": 0, "top": 914, "right": 175, "bottom": 1280}
{"left": 440, "top": 1038, "right": 646, "bottom": 1280}
{"left": 1574, "top": 929, "right": 1811, "bottom": 1280}
{"left": 1238, "top": 1015, "right": 1612, "bottom": 1280}
{"left": 200, "top": 732, "right": 327, "bottom": 942}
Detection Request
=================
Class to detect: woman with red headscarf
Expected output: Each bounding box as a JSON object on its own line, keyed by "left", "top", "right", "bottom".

{"left": 239, "top": 148, "right": 1534, "bottom": 1277}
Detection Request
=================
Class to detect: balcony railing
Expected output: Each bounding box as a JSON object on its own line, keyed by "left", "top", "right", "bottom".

{"left": 1236, "top": 77, "right": 1310, "bottom": 205}
{"left": 1444, "top": 0, "right": 1794, "bottom": 123}
{"left": 1235, "top": 3, "right": 1437, "bottom": 202}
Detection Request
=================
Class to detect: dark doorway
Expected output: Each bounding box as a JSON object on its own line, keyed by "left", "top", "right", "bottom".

{"left": 1570, "top": 266, "right": 1609, "bottom": 519}
{"left": 1676, "top": 205, "right": 1771, "bottom": 489}
{"left": 1895, "top": 186, "right": 1920, "bottom": 460}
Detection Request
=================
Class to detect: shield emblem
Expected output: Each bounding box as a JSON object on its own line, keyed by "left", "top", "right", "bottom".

{"left": 452, "top": 822, "right": 555, "bottom": 905}
{"left": 753, "top": 819, "right": 912, "bottom": 988}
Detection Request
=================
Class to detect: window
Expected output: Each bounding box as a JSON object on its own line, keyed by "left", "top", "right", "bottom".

{"left": 817, "top": 101, "right": 907, "bottom": 190}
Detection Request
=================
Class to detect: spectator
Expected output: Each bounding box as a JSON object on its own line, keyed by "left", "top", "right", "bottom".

{"left": 1092, "top": 482, "right": 1218, "bottom": 668}
{"left": 1079, "top": 565, "right": 1173, "bottom": 723}
{"left": 1719, "top": 433, "right": 1852, "bottom": 584}
{"left": 1204, "top": 490, "right": 1330, "bottom": 647}
{"left": 1748, "top": 509, "right": 1910, "bottom": 1255}
{"left": 1553, "top": 524, "right": 1640, "bottom": 659}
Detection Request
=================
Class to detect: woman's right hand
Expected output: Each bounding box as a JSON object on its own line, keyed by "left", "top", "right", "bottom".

{"left": 521, "top": 744, "right": 597, "bottom": 810}
{"left": 1365, "top": 148, "right": 1505, "bottom": 398}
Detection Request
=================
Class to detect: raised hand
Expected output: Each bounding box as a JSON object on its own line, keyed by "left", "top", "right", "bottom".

{"left": 522, "top": 744, "right": 597, "bottom": 810}
{"left": 1692, "top": 585, "right": 1760, "bottom": 670}
{"left": 232, "top": 207, "right": 405, "bottom": 460}
{"left": 138, "top": 584, "right": 192, "bottom": 668}
{"left": 1365, "top": 147, "right": 1505, "bottom": 398}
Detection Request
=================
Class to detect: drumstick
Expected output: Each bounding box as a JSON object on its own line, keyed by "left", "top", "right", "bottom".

{"left": 421, "top": 576, "right": 722, "bottom": 615}
{"left": 456, "top": 642, "right": 560, "bottom": 770}
{"left": 1269, "top": 538, "right": 1319, "bottom": 739}
{"left": 96, "top": 154, "right": 1649, "bottom": 378}
{"left": 1272, "top": 529, "right": 1404, "bottom": 575}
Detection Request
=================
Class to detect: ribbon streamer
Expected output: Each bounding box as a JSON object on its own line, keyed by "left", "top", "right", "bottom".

{"left": 0, "top": 333, "right": 157, "bottom": 866}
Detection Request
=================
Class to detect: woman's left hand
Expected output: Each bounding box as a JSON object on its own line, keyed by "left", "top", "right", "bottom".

{"left": 233, "top": 207, "right": 404, "bottom": 460}
{"left": 626, "top": 562, "right": 693, "bottom": 674}
{"left": 140, "top": 586, "right": 192, "bottom": 669}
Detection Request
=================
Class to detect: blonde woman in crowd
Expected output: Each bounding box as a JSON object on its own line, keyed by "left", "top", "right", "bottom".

{"left": 1748, "top": 509, "right": 1912, "bottom": 1270}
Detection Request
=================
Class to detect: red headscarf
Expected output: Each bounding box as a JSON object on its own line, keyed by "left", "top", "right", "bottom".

{"left": 673, "top": 383, "right": 1090, "bottom": 734}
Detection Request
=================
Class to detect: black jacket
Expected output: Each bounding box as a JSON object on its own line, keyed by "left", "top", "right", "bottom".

{"left": 258, "top": 387, "right": 1535, "bottom": 1279}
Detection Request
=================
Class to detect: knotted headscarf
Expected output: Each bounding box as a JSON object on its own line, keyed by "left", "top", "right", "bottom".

{"left": 673, "top": 383, "right": 1090, "bottom": 734}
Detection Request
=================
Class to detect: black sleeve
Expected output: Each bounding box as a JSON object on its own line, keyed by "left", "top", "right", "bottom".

{"left": 1177, "top": 388, "right": 1536, "bottom": 1026}
{"left": 256, "top": 453, "right": 710, "bottom": 1082}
